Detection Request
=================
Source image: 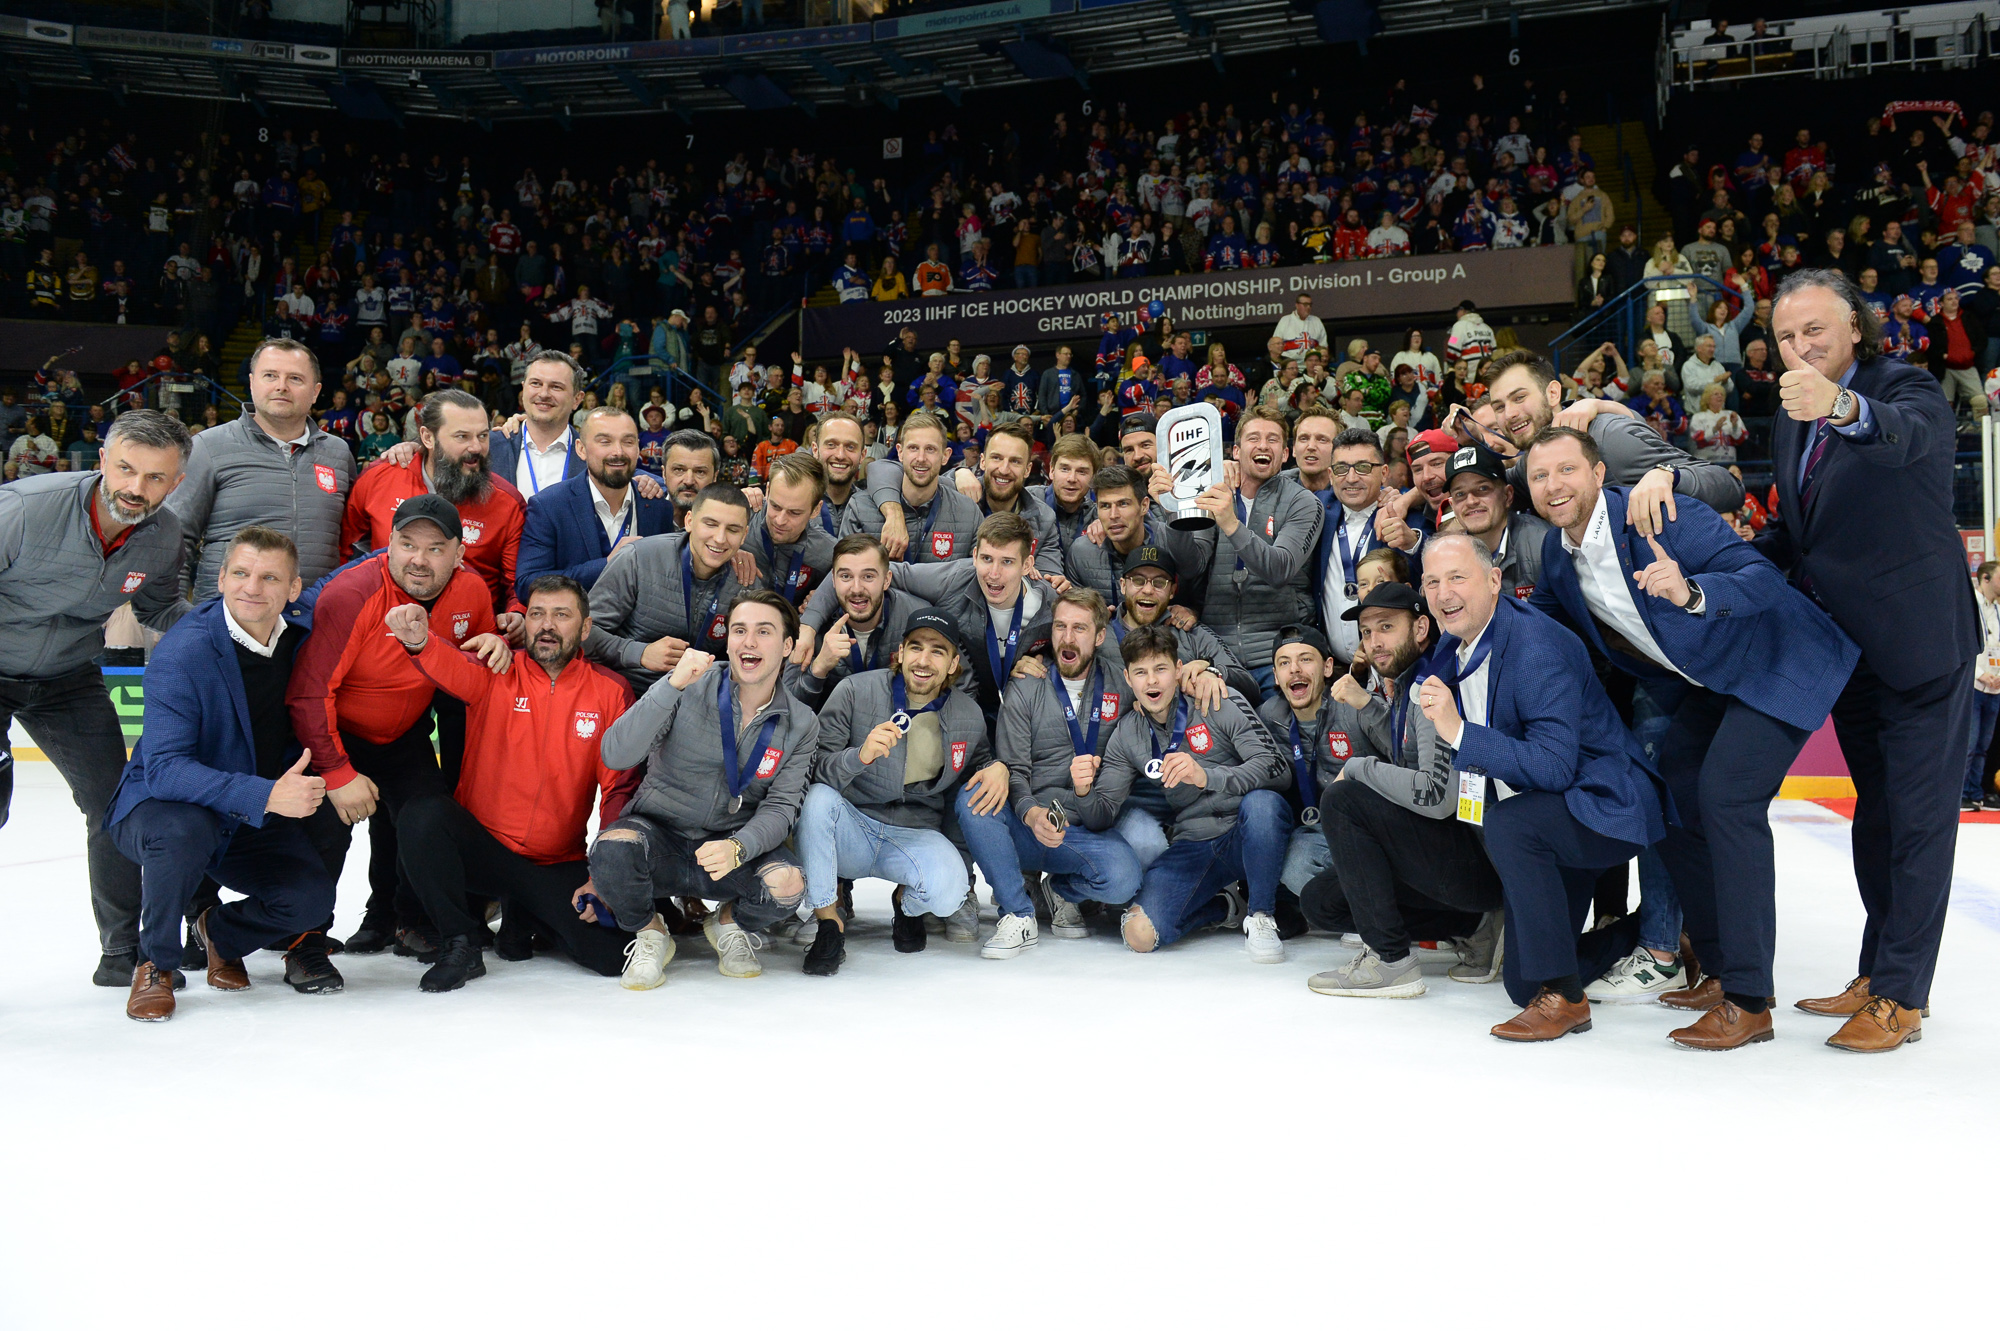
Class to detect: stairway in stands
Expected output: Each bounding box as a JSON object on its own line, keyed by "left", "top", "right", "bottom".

{"left": 1577, "top": 122, "right": 1664, "bottom": 245}
{"left": 213, "top": 212, "right": 363, "bottom": 420}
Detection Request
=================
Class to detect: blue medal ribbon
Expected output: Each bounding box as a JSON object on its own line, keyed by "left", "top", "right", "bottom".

{"left": 818, "top": 498, "right": 838, "bottom": 536}
{"left": 1334, "top": 510, "right": 1377, "bottom": 597}
{"left": 1146, "top": 695, "right": 1190, "bottom": 779}
{"left": 760, "top": 526, "right": 807, "bottom": 604}
{"left": 1288, "top": 715, "right": 1321, "bottom": 810}
{"left": 681, "top": 544, "right": 726, "bottom": 647}
{"left": 984, "top": 595, "right": 1025, "bottom": 688}
{"left": 1051, "top": 665, "right": 1104, "bottom": 757}
{"left": 890, "top": 673, "right": 949, "bottom": 730}
{"left": 716, "top": 670, "right": 782, "bottom": 811}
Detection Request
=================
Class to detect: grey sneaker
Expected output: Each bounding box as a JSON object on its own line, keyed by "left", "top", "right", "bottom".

{"left": 1215, "top": 883, "right": 1247, "bottom": 931}
{"left": 704, "top": 918, "right": 764, "bottom": 978}
{"left": 943, "top": 895, "right": 980, "bottom": 944}
{"left": 1447, "top": 910, "right": 1505, "bottom": 984}
{"left": 1308, "top": 946, "right": 1427, "bottom": 998}
{"left": 767, "top": 911, "right": 818, "bottom": 948}
{"left": 1037, "top": 878, "right": 1089, "bottom": 938}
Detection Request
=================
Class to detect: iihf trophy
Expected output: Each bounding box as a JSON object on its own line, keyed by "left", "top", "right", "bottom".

{"left": 1155, "top": 401, "right": 1225, "bottom": 531}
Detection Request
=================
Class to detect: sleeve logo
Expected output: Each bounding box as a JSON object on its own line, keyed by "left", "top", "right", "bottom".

{"left": 950, "top": 740, "right": 968, "bottom": 772}
{"left": 1187, "top": 722, "right": 1213, "bottom": 754}
{"left": 1327, "top": 730, "right": 1351, "bottom": 760}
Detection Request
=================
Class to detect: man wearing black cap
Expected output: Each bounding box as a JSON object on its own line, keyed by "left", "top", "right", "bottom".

{"left": 1108, "top": 543, "right": 1257, "bottom": 702}
{"left": 1257, "top": 623, "right": 1363, "bottom": 931}
{"left": 797, "top": 610, "right": 1007, "bottom": 972}
{"left": 1068, "top": 464, "right": 1213, "bottom": 622}
{"left": 1304, "top": 582, "right": 1504, "bottom": 998}
{"left": 1444, "top": 440, "right": 1550, "bottom": 600}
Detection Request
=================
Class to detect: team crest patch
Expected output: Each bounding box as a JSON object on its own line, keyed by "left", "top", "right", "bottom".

{"left": 461, "top": 519, "right": 484, "bottom": 545}
{"left": 120, "top": 571, "right": 147, "bottom": 594}
{"left": 574, "top": 711, "right": 600, "bottom": 740}
{"left": 451, "top": 613, "right": 471, "bottom": 638}
{"left": 931, "top": 532, "right": 956, "bottom": 559}
{"left": 1327, "top": 730, "right": 1352, "bottom": 760}
{"left": 950, "top": 740, "right": 968, "bottom": 772}
{"left": 1186, "top": 723, "right": 1213, "bottom": 754}
{"left": 1513, "top": 583, "right": 1535, "bottom": 600}
{"left": 1265, "top": 515, "right": 1275, "bottom": 537}
{"left": 313, "top": 464, "right": 338, "bottom": 494}
{"left": 755, "top": 746, "right": 783, "bottom": 778}
{"left": 1100, "top": 692, "right": 1120, "bottom": 720}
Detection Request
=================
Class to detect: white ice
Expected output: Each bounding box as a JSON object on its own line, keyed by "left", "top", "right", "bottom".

{"left": 2, "top": 756, "right": 1996, "bottom": 1325}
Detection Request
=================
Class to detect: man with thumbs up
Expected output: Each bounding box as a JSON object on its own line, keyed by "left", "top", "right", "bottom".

{"left": 1753, "top": 269, "right": 1979, "bottom": 1052}
{"left": 1524, "top": 426, "right": 1860, "bottom": 1049}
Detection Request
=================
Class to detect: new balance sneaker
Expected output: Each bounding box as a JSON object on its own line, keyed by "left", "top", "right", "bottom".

{"left": 892, "top": 890, "right": 927, "bottom": 953}
{"left": 1215, "top": 884, "right": 1247, "bottom": 931}
{"left": 1037, "top": 879, "right": 1089, "bottom": 939}
{"left": 1584, "top": 946, "right": 1686, "bottom": 1004}
{"left": 1308, "top": 946, "right": 1427, "bottom": 998}
{"left": 1411, "top": 939, "right": 1464, "bottom": 969}
{"left": 419, "top": 934, "right": 486, "bottom": 993}
{"left": 704, "top": 918, "right": 764, "bottom": 978}
{"left": 1446, "top": 910, "right": 1505, "bottom": 984}
{"left": 283, "top": 932, "right": 344, "bottom": 994}
{"left": 980, "top": 913, "right": 1039, "bottom": 960}
{"left": 943, "top": 895, "right": 980, "bottom": 944}
{"left": 802, "top": 919, "right": 846, "bottom": 976}
{"left": 620, "top": 927, "right": 675, "bottom": 990}
{"left": 1338, "top": 932, "right": 1364, "bottom": 948}
{"left": 1243, "top": 913, "right": 1285, "bottom": 964}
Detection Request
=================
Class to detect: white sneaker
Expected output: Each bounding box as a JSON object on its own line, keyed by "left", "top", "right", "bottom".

{"left": 620, "top": 927, "right": 675, "bottom": 990}
{"left": 704, "top": 919, "right": 764, "bottom": 978}
{"left": 1339, "top": 932, "right": 1364, "bottom": 948}
{"left": 980, "top": 913, "right": 1039, "bottom": 959}
{"left": 1243, "top": 912, "right": 1285, "bottom": 964}
{"left": 1307, "top": 945, "right": 1427, "bottom": 998}
{"left": 943, "top": 895, "right": 980, "bottom": 944}
{"left": 1584, "top": 945, "right": 1686, "bottom": 1004}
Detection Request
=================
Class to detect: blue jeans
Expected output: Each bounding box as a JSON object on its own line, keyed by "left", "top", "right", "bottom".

{"left": 798, "top": 783, "right": 968, "bottom": 916}
{"left": 956, "top": 800, "right": 1145, "bottom": 917}
{"left": 1630, "top": 684, "right": 1683, "bottom": 954}
{"left": 1133, "top": 790, "right": 1290, "bottom": 948}
{"left": 1280, "top": 822, "right": 1331, "bottom": 893}
{"left": 1966, "top": 688, "right": 2000, "bottom": 801}
{"left": 1012, "top": 265, "right": 1039, "bottom": 288}
{"left": 1113, "top": 804, "right": 1170, "bottom": 869}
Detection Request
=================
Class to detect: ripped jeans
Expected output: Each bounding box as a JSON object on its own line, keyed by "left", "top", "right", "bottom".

{"left": 588, "top": 812, "right": 803, "bottom": 934}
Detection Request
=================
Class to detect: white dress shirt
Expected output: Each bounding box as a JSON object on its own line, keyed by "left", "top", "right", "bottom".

{"left": 1976, "top": 593, "right": 2000, "bottom": 695}
{"left": 591, "top": 480, "right": 636, "bottom": 548}
{"left": 1559, "top": 491, "right": 1701, "bottom": 686}
{"left": 1320, "top": 502, "right": 1377, "bottom": 660}
{"left": 223, "top": 605, "right": 285, "bottom": 658}
{"left": 1453, "top": 617, "right": 1515, "bottom": 801}
{"left": 516, "top": 425, "right": 573, "bottom": 497}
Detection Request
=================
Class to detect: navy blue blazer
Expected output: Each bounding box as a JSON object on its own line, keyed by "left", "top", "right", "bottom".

{"left": 517, "top": 471, "right": 677, "bottom": 601}
{"left": 1753, "top": 354, "right": 1977, "bottom": 691}
{"left": 1440, "top": 596, "right": 1668, "bottom": 849}
{"left": 488, "top": 424, "right": 582, "bottom": 498}
{"left": 107, "top": 596, "right": 314, "bottom": 837}
{"left": 1530, "top": 486, "right": 1860, "bottom": 733}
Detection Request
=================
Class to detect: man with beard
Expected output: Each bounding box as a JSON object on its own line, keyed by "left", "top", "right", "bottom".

{"left": 1116, "top": 411, "right": 1160, "bottom": 480}
{"left": 1309, "top": 425, "right": 1393, "bottom": 662}
{"left": 1284, "top": 408, "right": 1340, "bottom": 498}
{"left": 1073, "top": 624, "right": 1291, "bottom": 960}
{"left": 810, "top": 410, "right": 908, "bottom": 551}
{"left": 959, "top": 588, "right": 1145, "bottom": 956}
{"left": 1256, "top": 624, "right": 1362, "bottom": 936}
{"left": 945, "top": 422, "right": 1065, "bottom": 577}
{"left": 1189, "top": 405, "right": 1325, "bottom": 692}
{"left": 584, "top": 483, "right": 755, "bottom": 692}
{"left": 791, "top": 535, "right": 929, "bottom": 709}
{"left": 843, "top": 410, "right": 981, "bottom": 562}
{"left": 741, "top": 452, "right": 835, "bottom": 609}
{"left": 588, "top": 590, "right": 818, "bottom": 986}
{"left": 514, "top": 406, "right": 675, "bottom": 596}
{"left": 385, "top": 575, "right": 640, "bottom": 992}
{"left": 0, "top": 410, "right": 193, "bottom": 985}
{"left": 1303, "top": 584, "right": 1505, "bottom": 998}
{"left": 342, "top": 389, "right": 528, "bottom": 615}
{"left": 288, "top": 496, "right": 511, "bottom": 954}
{"left": 1372, "top": 428, "right": 1454, "bottom": 557}
{"left": 1068, "top": 465, "right": 1213, "bottom": 623}
{"left": 1106, "top": 543, "right": 1255, "bottom": 706}
{"left": 1029, "top": 433, "right": 1101, "bottom": 571}
{"left": 1443, "top": 440, "right": 1550, "bottom": 600}
{"left": 660, "top": 430, "right": 720, "bottom": 530}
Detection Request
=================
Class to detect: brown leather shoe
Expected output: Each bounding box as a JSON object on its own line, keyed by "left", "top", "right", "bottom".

{"left": 126, "top": 960, "right": 177, "bottom": 1021}
{"left": 1677, "top": 931, "right": 1703, "bottom": 991}
{"left": 1797, "top": 976, "right": 1930, "bottom": 1019}
{"left": 1668, "top": 1000, "right": 1773, "bottom": 1050}
{"left": 196, "top": 908, "right": 249, "bottom": 991}
{"left": 1659, "top": 976, "right": 1724, "bottom": 1011}
{"left": 1826, "top": 996, "right": 1923, "bottom": 1052}
{"left": 1491, "top": 987, "right": 1593, "bottom": 1042}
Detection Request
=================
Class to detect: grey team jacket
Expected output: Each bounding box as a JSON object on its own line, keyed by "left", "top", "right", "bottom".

{"left": 166, "top": 414, "right": 356, "bottom": 600}
{"left": 1074, "top": 686, "right": 1287, "bottom": 843}
{"left": 996, "top": 645, "right": 1134, "bottom": 823}
{"left": 584, "top": 530, "right": 748, "bottom": 689}
{"left": 810, "top": 667, "right": 994, "bottom": 831}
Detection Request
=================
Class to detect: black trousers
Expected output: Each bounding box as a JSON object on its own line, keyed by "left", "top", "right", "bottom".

{"left": 323, "top": 712, "right": 453, "bottom": 929}
{"left": 1482, "top": 790, "right": 1646, "bottom": 1007}
{"left": 1311, "top": 779, "right": 1498, "bottom": 961}
{"left": 356, "top": 697, "right": 466, "bottom": 931}
{"left": 1831, "top": 656, "right": 1971, "bottom": 1010}
{"left": 1654, "top": 686, "right": 1810, "bottom": 1000}
{"left": 394, "top": 793, "right": 628, "bottom": 975}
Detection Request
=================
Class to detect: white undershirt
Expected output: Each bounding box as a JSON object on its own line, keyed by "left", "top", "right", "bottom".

{"left": 1559, "top": 491, "right": 1699, "bottom": 685}
{"left": 516, "top": 425, "right": 573, "bottom": 497}
{"left": 223, "top": 604, "right": 284, "bottom": 658}
{"left": 1454, "top": 617, "right": 1515, "bottom": 800}
{"left": 592, "top": 482, "right": 635, "bottom": 548}
{"left": 1321, "top": 502, "right": 1377, "bottom": 660}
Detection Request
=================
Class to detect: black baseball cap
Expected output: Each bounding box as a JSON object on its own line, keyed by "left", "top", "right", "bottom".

{"left": 1341, "top": 582, "right": 1425, "bottom": 621}
{"left": 1121, "top": 545, "right": 1179, "bottom": 580}
{"left": 1118, "top": 411, "right": 1158, "bottom": 437}
{"left": 902, "top": 609, "right": 965, "bottom": 655}
{"left": 1271, "top": 623, "right": 1333, "bottom": 661}
{"left": 1444, "top": 441, "right": 1509, "bottom": 488}
{"left": 392, "top": 494, "right": 463, "bottom": 541}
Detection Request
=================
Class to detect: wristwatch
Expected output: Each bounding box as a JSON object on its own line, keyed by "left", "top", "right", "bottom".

{"left": 726, "top": 838, "right": 745, "bottom": 871}
{"left": 1831, "top": 387, "right": 1856, "bottom": 425}
{"left": 1683, "top": 579, "right": 1705, "bottom": 615}
{"left": 1651, "top": 463, "right": 1679, "bottom": 487}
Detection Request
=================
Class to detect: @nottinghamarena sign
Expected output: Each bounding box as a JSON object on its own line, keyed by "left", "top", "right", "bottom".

{"left": 801, "top": 244, "right": 1578, "bottom": 357}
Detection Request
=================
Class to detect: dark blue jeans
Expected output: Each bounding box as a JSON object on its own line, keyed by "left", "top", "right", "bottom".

{"left": 956, "top": 801, "right": 1145, "bottom": 917}
{"left": 111, "top": 798, "right": 336, "bottom": 971}
{"left": 1965, "top": 688, "right": 2000, "bottom": 802}
{"left": 1135, "top": 790, "right": 1289, "bottom": 948}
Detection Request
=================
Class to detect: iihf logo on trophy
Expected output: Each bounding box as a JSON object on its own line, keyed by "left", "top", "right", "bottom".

{"left": 1155, "top": 402, "right": 1225, "bottom": 531}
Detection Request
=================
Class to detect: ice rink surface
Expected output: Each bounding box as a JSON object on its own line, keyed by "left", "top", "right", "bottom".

{"left": 3, "top": 758, "right": 1996, "bottom": 1326}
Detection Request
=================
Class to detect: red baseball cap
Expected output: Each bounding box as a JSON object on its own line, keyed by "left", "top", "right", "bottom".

{"left": 1408, "top": 428, "right": 1456, "bottom": 461}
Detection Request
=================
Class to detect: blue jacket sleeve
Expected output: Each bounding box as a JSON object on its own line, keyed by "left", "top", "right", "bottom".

{"left": 1834, "top": 364, "right": 1960, "bottom": 470}
{"left": 518, "top": 496, "right": 607, "bottom": 601}
{"left": 1453, "top": 657, "right": 1582, "bottom": 796}
{"left": 140, "top": 654, "right": 273, "bottom": 826}
{"left": 1658, "top": 502, "right": 1793, "bottom": 619}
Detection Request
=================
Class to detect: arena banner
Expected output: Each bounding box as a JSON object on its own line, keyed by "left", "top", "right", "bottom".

{"left": 721, "top": 23, "right": 871, "bottom": 54}
{"left": 342, "top": 48, "right": 491, "bottom": 69}
{"left": 0, "top": 14, "right": 73, "bottom": 43}
{"left": 491, "top": 35, "right": 720, "bottom": 66}
{"left": 72, "top": 25, "right": 311, "bottom": 63}
{"left": 801, "top": 245, "right": 1580, "bottom": 358}
{"left": 873, "top": 0, "right": 1074, "bottom": 40}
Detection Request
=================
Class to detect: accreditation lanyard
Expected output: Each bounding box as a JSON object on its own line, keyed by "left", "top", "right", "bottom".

{"left": 1144, "top": 696, "right": 1190, "bottom": 781}
{"left": 890, "top": 673, "right": 948, "bottom": 731}
{"left": 681, "top": 545, "right": 725, "bottom": 646}
{"left": 1288, "top": 715, "right": 1321, "bottom": 809}
{"left": 1052, "top": 666, "right": 1104, "bottom": 757}
{"left": 985, "top": 595, "right": 1025, "bottom": 687}
{"left": 716, "top": 671, "right": 781, "bottom": 814}
{"left": 1334, "top": 512, "right": 1377, "bottom": 597}
{"left": 1447, "top": 630, "right": 1494, "bottom": 719}
{"left": 761, "top": 526, "right": 807, "bottom": 604}
{"left": 847, "top": 620, "right": 887, "bottom": 677}
{"left": 819, "top": 498, "right": 838, "bottom": 536}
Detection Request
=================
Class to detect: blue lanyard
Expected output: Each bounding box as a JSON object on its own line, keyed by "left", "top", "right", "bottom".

{"left": 761, "top": 526, "right": 807, "bottom": 603}
{"left": 1389, "top": 678, "right": 1412, "bottom": 766}
{"left": 890, "top": 674, "right": 948, "bottom": 727}
{"left": 1334, "top": 510, "right": 1377, "bottom": 593}
{"left": 1109, "top": 616, "right": 1128, "bottom": 643}
{"left": 716, "top": 671, "right": 782, "bottom": 807}
{"left": 818, "top": 498, "right": 838, "bottom": 536}
{"left": 1051, "top": 665, "right": 1104, "bottom": 756}
{"left": 906, "top": 493, "right": 944, "bottom": 555}
{"left": 1232, "top": 492, "right": 1249, "bottom": 572}
{"left": 1147, "top": 696, "right": 1190, "bottom": 776}
{"left": 985, "top": 595, "right": 1025, "bottom": 687}
{"left": 521, "top": 428, "right": 567, "bottom": 496}
{"left": 847, "top": 618, "right": 887, "bottom": 676}
{"left": 1447, "top": 629, "right": 1494, "bottom": 718}
{"left": 681, "top": 545, "right": 725, "bottom": 646}
{"left": 1289, "top": 714, "right": 1321, "bottom": 808}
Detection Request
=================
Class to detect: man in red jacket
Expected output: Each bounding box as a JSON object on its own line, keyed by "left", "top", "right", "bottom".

{"left": 286, "top": 495, "right": 511, "bottom": 954}
{"left": 341, "top": 388, "right": 528, "bottom": 616}
{"left": 386, "top": 573, "right": 640, "bottom": 991}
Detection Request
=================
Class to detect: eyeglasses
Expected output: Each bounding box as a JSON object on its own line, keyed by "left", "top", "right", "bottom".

{"left": 1329, "top": 461, "right": 1378, "bottom": 477}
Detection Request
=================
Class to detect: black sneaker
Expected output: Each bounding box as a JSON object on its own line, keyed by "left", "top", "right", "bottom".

{"left": 283, "top": 933, "right": 345, "bottom": 994}
{"left": 419, "top": 934, "right": 487, "bottom": 992}
{"left": 181, "top": 921, "right": 208, "bottom": 971}
{"left": 393, "top": 925, "right": 441, "bottom": 960}
{"left": 1985, "top": 796, "right": 2000, "bottom": 813}
{"left": 803, "top": 919, "right": 847, "bottom": 976}
{"left": 92, "top": 950, "right": 137, "bottom": 987}
{"left": 343, "top": 918, "right": 397, "bottom": 954}
{"left": 494, "top": 908, "right": 534, "bottom": 962}
{"left": 1963, "top": 798, "right": 1983, "bottom": 813}
{"left": 891, "top": 890, "right": 926, "bottom": 953}
{"left": 1274, "top": 890, "right": 1310, "bottom": 941}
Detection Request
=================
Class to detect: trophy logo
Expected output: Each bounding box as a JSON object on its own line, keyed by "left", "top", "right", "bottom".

{"left": 1154, "top": 402, "right": 1226, "bottom": 532}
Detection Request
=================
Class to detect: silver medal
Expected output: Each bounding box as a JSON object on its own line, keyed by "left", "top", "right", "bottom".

{"left": 729, "top": 795, "right": 743, "bottom": 813}
{"left": 1301, "top": 805, "right": 1321, "bottom": 827}
{"left": 891, "top": 710, "right": 912, "bottom": 732}
{"left": 1144, "top": 757, "right": 1165, "bottom": 781}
